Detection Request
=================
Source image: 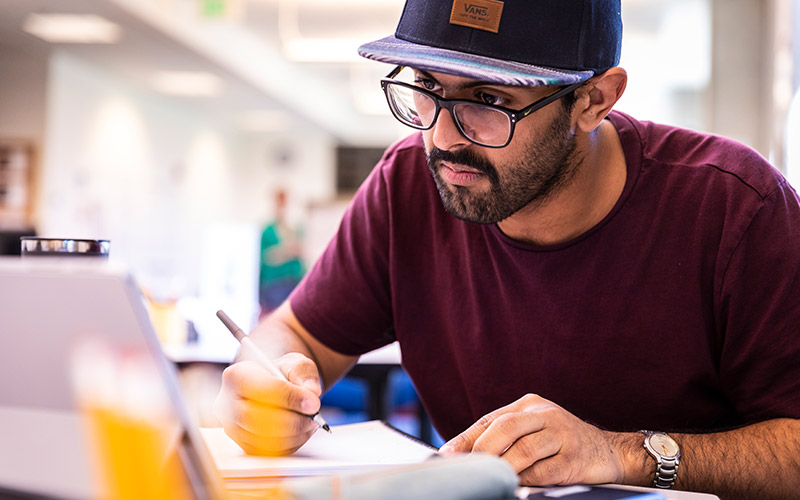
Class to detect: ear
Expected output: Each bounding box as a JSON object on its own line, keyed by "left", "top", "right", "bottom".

{"left": 574, "top": 67, "right": 627, "bottom": 132}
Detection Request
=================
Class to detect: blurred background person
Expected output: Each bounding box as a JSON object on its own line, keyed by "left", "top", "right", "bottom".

{"left": 258, "top": 189, "right": 305, "bottom": 318}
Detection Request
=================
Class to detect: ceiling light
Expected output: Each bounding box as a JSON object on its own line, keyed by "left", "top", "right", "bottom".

{"left": 151, "top": 71, "right": 222, "bottom": 97}
{"left": 22, "top": 13, "right": 122, "bottom": 44}
{"left": 282, "top": 38, "right": 364, "bottom": 63}
{"left": 236, "top": 110, "right": 289, "bottom": 132}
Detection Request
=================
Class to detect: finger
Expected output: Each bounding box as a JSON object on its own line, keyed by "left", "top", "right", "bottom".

{"left": 498, "top": 430, "right": 561, "bottom": 474}
{"left": 222, "top": 418, "right": 318, "bottom": 456}
{"left": 440, "top": 395, "right": 549, "bottom": 455}
{"left": 222, "top": 361, "right": 321, "bottom": 415}
{"left": 439, "top": 412, "right": 497, "bottom": 455}
{"left": 518, "top": 454, "right": 575, "bottom": 487}
{"left": 214, "top": 381, "right": 319, "bottom": 456}
{"left": 227, "top": 396, "right": 319, "bottom": 437}
{"left": 471, "top": 412, "right": 548, "bottom": 456}
{"left": 277, "top": 353, "right": 323, "bottom": 396}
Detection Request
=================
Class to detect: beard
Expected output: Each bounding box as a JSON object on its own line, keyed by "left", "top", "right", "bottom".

{"left": 425, "top": 108, "right": 580, "bottom": 225}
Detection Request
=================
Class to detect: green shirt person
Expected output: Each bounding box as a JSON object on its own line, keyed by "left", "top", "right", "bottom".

{"left": 258, "top": 190, "right": 304, "bottom": 315}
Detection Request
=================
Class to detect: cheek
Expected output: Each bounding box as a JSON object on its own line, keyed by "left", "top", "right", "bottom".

{"left": 485, "top": 142, "right": 518, "bottom": 169}
{"left": 509, "top": 117, "right": 543, "bottom": 145}
{"left": 421, "top": 129, "right": 435, "bottom": 153}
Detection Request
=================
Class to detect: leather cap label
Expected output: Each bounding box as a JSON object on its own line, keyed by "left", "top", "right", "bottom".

{"left": 449, "top": 0, "right": 504, "bottom": 33}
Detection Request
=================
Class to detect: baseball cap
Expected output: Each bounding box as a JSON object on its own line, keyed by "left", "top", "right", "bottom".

{"left": 358, "top": 0, "right": 622, "bottom": 87}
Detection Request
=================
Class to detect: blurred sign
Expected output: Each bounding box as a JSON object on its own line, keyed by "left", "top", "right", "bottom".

{"left": 199, "top": 0, "right": 242, "bottom": 19}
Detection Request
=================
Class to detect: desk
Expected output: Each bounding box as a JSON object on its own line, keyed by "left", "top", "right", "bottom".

{"left": 520, "top": 485, "right": 719, "bottom": 499}
{"left": 202, "top": 423, "right": 719, "bottom": 500}
{"left": 163, "top": 339, "right": 402, "bottom": 369}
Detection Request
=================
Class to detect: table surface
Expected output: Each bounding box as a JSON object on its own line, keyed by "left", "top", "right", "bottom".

{"left": 520, "top": 484, "right": 719, "bottom": 499}
{"left": 163, "top": 340, "right": 402, "bottom": 365}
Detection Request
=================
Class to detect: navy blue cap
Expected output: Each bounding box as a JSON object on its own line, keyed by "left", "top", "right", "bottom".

{"left": 358, "top": 0, "right": 622, "bottom": 86}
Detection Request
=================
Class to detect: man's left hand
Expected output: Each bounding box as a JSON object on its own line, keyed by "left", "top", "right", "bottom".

{"left": 438, "top": 393, "right": 636, "bottom": 486}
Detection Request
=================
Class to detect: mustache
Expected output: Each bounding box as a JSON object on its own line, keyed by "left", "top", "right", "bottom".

{"left": 426, "top": 147, "right": 499, "bottom": 182}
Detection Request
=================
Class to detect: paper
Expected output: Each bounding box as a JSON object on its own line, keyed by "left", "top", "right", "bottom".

{"left": 201, "top": 420, "right": 437, "bottom": 478}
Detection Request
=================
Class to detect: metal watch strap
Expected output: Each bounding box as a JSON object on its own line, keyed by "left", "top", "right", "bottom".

{"left": 641, "top": 431, "right": 680, "bottom": 489}
{"left": 653, "top": 455, "right": 679, "bottom": 489}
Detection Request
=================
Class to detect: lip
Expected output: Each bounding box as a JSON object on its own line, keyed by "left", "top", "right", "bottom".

{"left": 439, "top": 162, "right": 485, "bottom": 187}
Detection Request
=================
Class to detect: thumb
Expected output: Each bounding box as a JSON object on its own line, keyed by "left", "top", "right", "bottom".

{"left": 277, "top": 352, "right": 322, "bottom": 396}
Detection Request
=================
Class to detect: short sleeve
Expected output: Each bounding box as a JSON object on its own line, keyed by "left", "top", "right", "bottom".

{"left": 718, "top": 178, "right": 800, "bottom": 420}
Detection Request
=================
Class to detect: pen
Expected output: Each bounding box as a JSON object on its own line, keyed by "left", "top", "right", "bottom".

{"left": 216, "top": 309, "right": 331, "bottom": 433}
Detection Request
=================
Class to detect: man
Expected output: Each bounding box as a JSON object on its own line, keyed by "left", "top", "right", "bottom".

{"left": 214, "top": 1, "right": 800, "bottom": 498}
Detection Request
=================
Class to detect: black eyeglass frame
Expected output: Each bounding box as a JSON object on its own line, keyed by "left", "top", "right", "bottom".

{"left": 380, "top": 66, "right": 585, "bottom": 148}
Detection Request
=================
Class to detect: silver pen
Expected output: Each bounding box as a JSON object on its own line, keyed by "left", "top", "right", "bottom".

{"left": 216, "top": 309, "right": 331, "bottom": 433}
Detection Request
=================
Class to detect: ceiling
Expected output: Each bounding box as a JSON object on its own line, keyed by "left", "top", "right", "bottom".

{"left": 0, "top": 0, "right": 409, "bottom": 146}
{"left": 0, "top": 0, "right": 714, "bottom": 147}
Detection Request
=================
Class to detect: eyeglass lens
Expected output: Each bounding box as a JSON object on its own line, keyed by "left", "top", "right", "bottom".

{"left": 386, "top": 83, "right": 512, "bottom": 147}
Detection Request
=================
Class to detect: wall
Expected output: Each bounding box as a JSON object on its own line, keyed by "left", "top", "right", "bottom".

{"left": 710, "top": 0, "right": 773, "bottom": 156}
{"left": 616, "top": 0, "right": 712, "bottom": 133}
{"left": 784, "top": 0, "right": 800, "bottom": 186}
{"left": 36, "top": 50, "right": 336, "bottom": 310}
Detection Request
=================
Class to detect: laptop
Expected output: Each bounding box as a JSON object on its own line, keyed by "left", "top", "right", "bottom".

{"left": 0, "top": 257, "right": 227, "bottom": 500}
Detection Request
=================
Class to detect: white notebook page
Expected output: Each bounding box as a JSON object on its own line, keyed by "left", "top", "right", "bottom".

{"left": 202, "top": 420, "right": 437, "bottom": 478}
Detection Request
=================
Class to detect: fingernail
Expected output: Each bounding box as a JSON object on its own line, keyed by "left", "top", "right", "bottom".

{"left": 301, "top": 398, "right": 317, "bottom": 414}
{"left": 438, "top": 444, "right": 454, "bottom": 456}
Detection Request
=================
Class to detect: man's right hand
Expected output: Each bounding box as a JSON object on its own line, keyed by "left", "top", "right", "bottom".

{"left": 212, "top": 352, "right": 324, "bottom": 455}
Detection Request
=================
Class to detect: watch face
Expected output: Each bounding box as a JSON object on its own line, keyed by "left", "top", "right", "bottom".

{"left": 648, "top": 433, "right": 680, "bottom": 458}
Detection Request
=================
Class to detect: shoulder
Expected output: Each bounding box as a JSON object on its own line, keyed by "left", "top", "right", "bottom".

{"left": 609, "top": 110, "right": 785, "bottom": 200}
{"left": 344, "top": 132, "right": 442, "bottom": 226}
{"left": 374, "top": 133, "right": 427, "bottom": 178}
{"left": 349, "top": 132, "right": 458, "bottom": 238}
{"left": 359, "top": 132, "right": 437, "bottom": 205}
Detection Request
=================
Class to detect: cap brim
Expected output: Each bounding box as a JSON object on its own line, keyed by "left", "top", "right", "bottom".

{"left": 358, "top": 35, "right": 593, "bottom": 87}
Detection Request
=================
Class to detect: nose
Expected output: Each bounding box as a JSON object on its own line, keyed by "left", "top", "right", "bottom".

{"left": 429, "top": 107, "right": 470, "bottom": 152}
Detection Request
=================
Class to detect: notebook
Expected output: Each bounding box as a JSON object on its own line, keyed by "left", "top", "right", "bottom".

{"left": 202, "top": 420, "right": 437, "bottom": 480}
{"left": 0, "top": 258, "right": 227, "bottom": 500}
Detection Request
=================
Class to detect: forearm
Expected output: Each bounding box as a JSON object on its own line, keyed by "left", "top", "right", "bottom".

{"left": 616, "top": 418, "right": 800, "bottom": 500}
{"left": 246, "top": 303, "right": 315, "bottom": 361}
{"left": 245, "top": 301, "right": 357, "bottom": 391}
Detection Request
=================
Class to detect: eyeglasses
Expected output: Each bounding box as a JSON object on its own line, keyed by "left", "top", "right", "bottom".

{"left": 380, "top": 66, "right": 584, "bottom": 148}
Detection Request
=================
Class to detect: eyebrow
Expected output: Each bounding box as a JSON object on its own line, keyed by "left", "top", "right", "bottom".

{"left": 415, "top": 69, "right": 518, "bottom": 93}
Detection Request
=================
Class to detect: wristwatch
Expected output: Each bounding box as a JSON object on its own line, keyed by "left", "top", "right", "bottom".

{"left": 641, "top": 430, "right": 681, "bottom": 489}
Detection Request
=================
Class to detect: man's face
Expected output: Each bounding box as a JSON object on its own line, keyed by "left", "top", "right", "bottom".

{"left": 418, "top": 70, "right": 580, "bottom": 225}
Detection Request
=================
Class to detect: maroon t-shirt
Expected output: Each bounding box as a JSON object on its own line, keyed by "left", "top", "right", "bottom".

{"left": 290, "top": 111, "right": 800, "bottom": 440}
